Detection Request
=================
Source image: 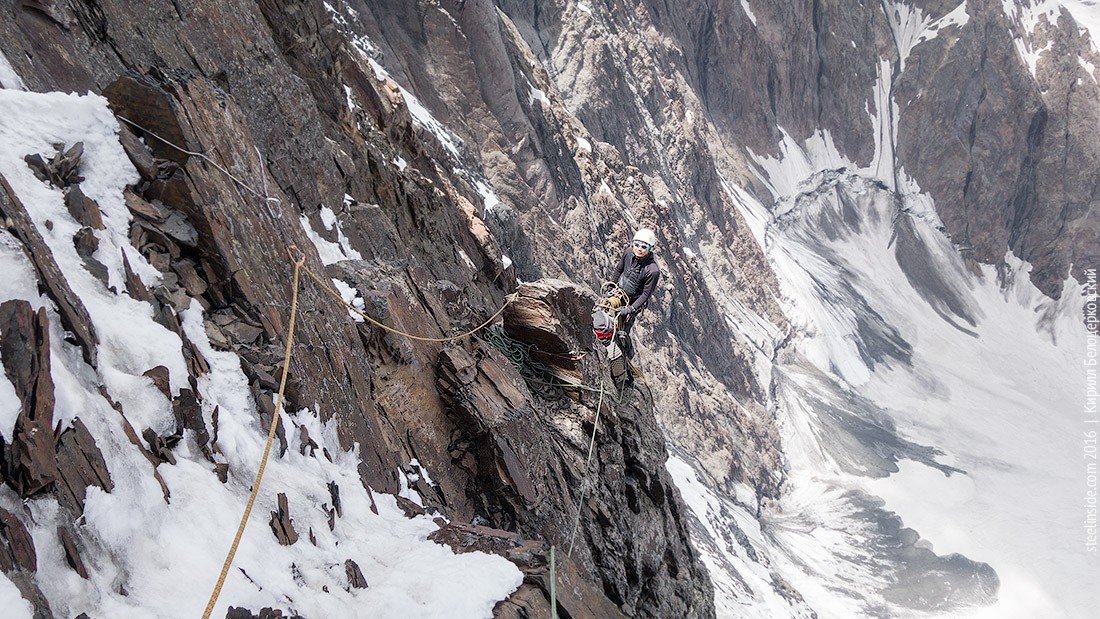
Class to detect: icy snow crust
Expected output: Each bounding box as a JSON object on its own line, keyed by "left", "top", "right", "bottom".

{"left": 0, "top": 90, "right": 521, "bottom": 617}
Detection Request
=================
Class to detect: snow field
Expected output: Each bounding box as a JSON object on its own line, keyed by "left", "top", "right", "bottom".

{"left": 0, "top": 88, "right": 521, "bottom": 618}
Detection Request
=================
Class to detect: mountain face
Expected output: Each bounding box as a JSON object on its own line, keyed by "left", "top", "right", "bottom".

{"left": 0, "top": 0, "right": 1097, "bottom": 618}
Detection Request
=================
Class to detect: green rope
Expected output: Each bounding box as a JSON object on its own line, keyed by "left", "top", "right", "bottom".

{"left": 550, "top": 545, "right": 558, "bottom": 619}
{"left": 567, "top": 379, "right": 604, "bottom": 556}
{"left": 484, "top": 325, "right": 637, "bottom": 560}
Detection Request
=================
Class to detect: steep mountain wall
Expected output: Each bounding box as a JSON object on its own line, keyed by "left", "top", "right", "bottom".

{"left": 0, "top": 0, "right": 1096, "bottom": 617}
{"left": 0, "top": 0, "right": 717, "bottom": 616}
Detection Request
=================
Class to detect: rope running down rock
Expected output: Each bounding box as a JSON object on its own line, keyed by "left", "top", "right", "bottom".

{"left": 201, "top": 247, "right": 305, "bottom": 619}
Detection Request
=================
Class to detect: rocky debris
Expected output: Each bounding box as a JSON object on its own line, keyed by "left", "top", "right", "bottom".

{"left": 0, "top": 506, "right": 53, "bottom": 619}
{"left": 503, "top": 280, "right": 594, "bottom": 366}
{"left": 141, "top": 428, "right": 180, "bottom": 465}
{"left": 57, "top": 526, "right": 88, "bottom": 579}
{"left": 0, "top": 175, "right": 98, "bottom": 366}
{"left": 327, "top": 481, "right": 341, "bottom": 518}
{"left": 24, "top": 142, "right": 85, "bottom": 187}
{"left": 252, "top": 383, "right": 288, "bottom": 458}
{"left": 0, "top": 300, "right": 60, "bottom": 497}
{"left": 121, "top": 250, "right": 151, "bottom": 302}
{"left": 344, "top": 559, "right": 368, "bottom": 589}
{"left": 72, "top": 227, "right": 98, "bottom": 258}
{"left": 226, "top": 608, "right": 303, "bottom": 619}
{"left": 430, "top": 522, "right": 627, "bottom": 619}
{"left": 174, "top": 389, "right": 213, "bottom": 460}
{"left": 394, "top": 496, "right": 426, "bottom": 519}
{"left": 0, "top": 507, "right": 36, "bottom": 574}
{"left": 297, "top": 426, "right": 317, "bottom": 457}
{"left": 437, "top": 345, "right": 529, "bottom": 433}
{"left": 55, "top": 418, "right": 113, "bottom": 515}
{"left": 124, "top": 189, "right": 170, "bottom": 223}
{"left": 269, "top": 492, "right": 298, "bottom": 545}
{"left": 117, "top": 124, "right": 159, "bottom": 182}
{"left": 72, "top": 227, "right": 109, "bottom": 285}
{"left": 142, "top": 366, "right": 172, "bottom": 400}
{"left": 64, "top": 185, "right": 104, "bottom": 230}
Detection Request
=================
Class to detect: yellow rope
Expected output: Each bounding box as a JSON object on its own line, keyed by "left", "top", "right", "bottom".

{"left": 201, "top": 249, "right": 305, "bottom": 619}
{"left": 299, "top": 263, "right": 517, "bottom": 343}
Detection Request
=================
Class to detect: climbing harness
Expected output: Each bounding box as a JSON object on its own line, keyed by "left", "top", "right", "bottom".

{"left": 594, "top": 281, "right": 630, "bottom": 328}
{"left": 202, "top": 247, "right": 305, "bottom": 619}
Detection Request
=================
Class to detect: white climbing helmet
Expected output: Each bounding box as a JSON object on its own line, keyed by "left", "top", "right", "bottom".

{"left": 633, "top": 228, "right": 656, "bottom": 248}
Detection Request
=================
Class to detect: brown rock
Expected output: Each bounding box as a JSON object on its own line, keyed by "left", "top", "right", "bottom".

{"left": 221, "top": 320, "right": 264, "bottom": 345}
{"left": 117, "top": 124, "right": 159, "bottom": 182}
{"left": 159, "top": 211, "right": 199, "bottom": 247}
{"left": 73, "top": 227, "right": 98, "bottom": 259}
{"left": 64, "top": 186, "right": 104, "bottom": 230}
{"left": 298, "top": 426, "right": 317, "bottom": 456}
{"left": 0, "top": 506, "right": 37, "bottom": 573}
{"left": 394, "top": 496, "right": 425, "bottom": 519}
{"left": 57, "top": 526, "right": 88, "bottom": 579}
{"left": 123, "top": 189, "right": 169, "bottom": 223}
{"left": 25, "top": 142, "right": 85, "bottom": 187}
{"left": 269, "top": 492, "right": 298, "bottom": 545}
{"left": 226, "top": 608, "right": 303, "bottom": 619}
{"left": 171, "top": 259, "right": 207, "bottom": 297}
{"left": 344, "top": 559, "right": 368, "bottom": 589}
{"left": 141, "top": 428, "right": 177, "bottom": 465}
{"left": 55, "top": 417, "right": 114, "bottom": 514}
{"left": 142, "top": 366, "right": 172, "bottom": 400}
{"left": 104, "top": 74, "right": 195, "bottom": 164}
{"left": 0, "top": 174, "right": 98, "bottom": 366}
{"left": 121, "top": 250, "right": 150, "bottom": 302}
{"left": 0, "top": 300, "right": 60, "bottom": 497}
{"left": 174, "top": 389, "right": 212, "bottom": 459}
{"left": 503, "top": 280, "right": 594, "bottom": 361}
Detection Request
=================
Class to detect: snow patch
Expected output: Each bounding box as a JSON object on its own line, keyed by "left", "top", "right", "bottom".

{"left": 1002, "top": 0, "right": 1062, "bottom": 77}
{"left": 298, "top": 206, "right": 361, "bottom": 265}
{"left": 0, "top": 50, "right": 25, "bottom": 90}
{"left": 1064, "top": 0, "right": 1100, "bottom": 54}
{"left": 740, "top": 0, "right": 758, "bottom": 26}
{"left": 333, "top": 278, "right": 366, "bottom": 323}
{"left": 473, "top": 179, "right": 501, "bottom": 214}
{"left": 0, "top": 573, "right": 33, "bottom": 619}
{"left": 885, "top": 1, "right": 969, "bottom": 72}
{"left": 528, "top": 85, "right": 550, "bottom": 107}
{"left": 576, "top": 136, "right": 592, "bottom": 152}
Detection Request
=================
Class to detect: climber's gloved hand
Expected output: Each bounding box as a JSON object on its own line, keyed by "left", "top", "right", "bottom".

{"left": 617, "top": 306, "right": 631, "bottom": 319}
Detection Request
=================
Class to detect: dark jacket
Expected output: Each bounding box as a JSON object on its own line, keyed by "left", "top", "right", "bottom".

{"left": 611, "top": 249, "right": 660, "bottom": 315}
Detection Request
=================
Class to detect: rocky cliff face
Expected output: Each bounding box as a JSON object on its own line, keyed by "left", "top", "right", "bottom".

{"left": 0, "top": 0, "right": 717, "bottom": 616}
{"left": 0, "top": 0, "right": 1096, "bottom": 617}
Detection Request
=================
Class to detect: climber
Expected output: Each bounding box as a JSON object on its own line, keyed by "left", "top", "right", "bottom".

{"left": 608, "top": 228, "right": 660, "bottom": 359}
